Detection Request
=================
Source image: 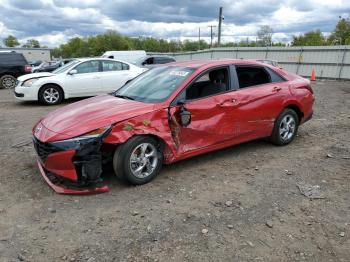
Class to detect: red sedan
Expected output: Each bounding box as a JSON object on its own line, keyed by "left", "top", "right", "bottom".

{"left": 32, "top": 59, "right": 314, "bottom": 194}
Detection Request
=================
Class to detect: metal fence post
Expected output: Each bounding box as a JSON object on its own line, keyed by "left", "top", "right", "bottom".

{"left": 338, "top": 46, "right": 347, "bottom": 80}
{"left": 296, "top": 47, "right": 303, "bottom": 75}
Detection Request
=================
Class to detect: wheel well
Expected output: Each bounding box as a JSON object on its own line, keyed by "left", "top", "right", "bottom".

{"left": 38, "top": 83, "right": 65, "bottom": 99}
{"left": 138, "top": 134, "right": 166, "bottom": 151}
{"left": 0, "top": 73, "right": 16, "bottom": 78}
{"left": 286, "top": 104, "right": 303, "bottom": 122}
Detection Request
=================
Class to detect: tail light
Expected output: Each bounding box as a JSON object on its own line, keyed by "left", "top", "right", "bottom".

{"left": 24, "top": 65, "right": 32, "bottom": 73}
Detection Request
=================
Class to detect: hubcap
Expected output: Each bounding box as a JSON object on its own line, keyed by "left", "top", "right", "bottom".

{"left": 129, "top": 143, "right": 158, "bottom": 178}
{"left": 2, "top": 77, "right": 16, "bottom": 89}
{"left": 43, "top": 88, "right": 59, "bottom": 103}
{"left": 279, "top": 114, "right": 296, "bottom": 141}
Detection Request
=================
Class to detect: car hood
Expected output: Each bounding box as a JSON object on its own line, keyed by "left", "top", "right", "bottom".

{"left": 18, "top": 72, "right": 54, "bottom": 81}
{"left": 39, "top": 95, "right": 156, "bottom": 141}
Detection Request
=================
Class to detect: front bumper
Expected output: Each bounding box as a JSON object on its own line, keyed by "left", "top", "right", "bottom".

{"left": 14, "top": 84, "right": 40, "bottom": 101}
{"left": 37, "top": 159, "right": 109, "bottom": 195}
{"left": 33, "top": 134, "right": 111, "bottom": 195}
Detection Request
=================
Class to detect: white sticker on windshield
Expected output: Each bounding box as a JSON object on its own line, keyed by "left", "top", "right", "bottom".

{"left": 169, "top": 71, "right": 190, "bottom": 77}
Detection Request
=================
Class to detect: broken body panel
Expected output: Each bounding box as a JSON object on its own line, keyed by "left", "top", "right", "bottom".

{"left": 32, "top": 59, "right": 314, "bottom": 194}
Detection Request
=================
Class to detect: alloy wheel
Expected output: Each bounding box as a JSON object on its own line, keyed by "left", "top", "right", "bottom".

{"left": 129, "top": 143, "right": 158, "bottom": 178}
{"left": 43, "top": 88, "right": 60, "bottom": 104}
{"left": 2, "top": 76, "right": 16, "bottom": 89}
{"left": 279, "top": 114, "right": 296, "bottom": 141}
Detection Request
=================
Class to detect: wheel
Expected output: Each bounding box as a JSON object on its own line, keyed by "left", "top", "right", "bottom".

{"left": 0, "top": 75, "right": 16, "bottom": 89}
{"left": 113, "top": 136, "right": 163, "bottom": 185}
{"left": 38, "top": 85, "right": 63, "bottom": 105}
{"left": 270, "top": 109, "right": 299, "bottom": 146}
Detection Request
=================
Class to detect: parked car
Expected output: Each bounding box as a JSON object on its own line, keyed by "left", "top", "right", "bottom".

{"left": 256, "top": 59, "right": 283, "bottom": 69}
{"left": 102, "top": 50, "right": 147, "bottom": 63}
{"left": 31, "top": 59, "right": 314, "bottom": 194}
{"left": 33, "top": 59, "right": 75, "bottom": 73}
{"left": 29, "top": 60, "right": 44, "bottom": 73}
{"left": 15, "top": 58, "right": 146, "bottom": 105}
{"left": 134, "top": 55, "right": 176, "bottom": 67}
{"left": 0, "top": 52, "right": 32, "bottom": 89}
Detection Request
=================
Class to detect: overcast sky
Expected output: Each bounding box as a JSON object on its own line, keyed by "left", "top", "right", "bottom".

{"left": 0, "top": 0, "right": 349, "bottom": 47}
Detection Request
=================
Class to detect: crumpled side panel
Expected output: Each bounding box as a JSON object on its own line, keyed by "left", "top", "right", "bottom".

{"left": 103, "top": 109, "right": 178, "bottom": 163}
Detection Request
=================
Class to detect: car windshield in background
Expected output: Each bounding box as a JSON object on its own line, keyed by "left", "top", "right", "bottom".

{"left": 52, "top": 60, "right": 79, "bottom": 74}
{"left": 133, "top": 56, "right": 147, "bottom": 65}
{"left": 115, "top": 66, "right": 194, "bottom": 103}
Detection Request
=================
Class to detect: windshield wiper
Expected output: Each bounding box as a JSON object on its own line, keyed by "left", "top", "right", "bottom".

{"left": 115, "top": 94, "right": 135, "bottom": 100}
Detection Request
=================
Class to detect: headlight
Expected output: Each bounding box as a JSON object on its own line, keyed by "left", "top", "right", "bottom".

{"left": 50, "top": 125, "right": 112, "bottom": 149}
{"left": 23, "top": 78, "right": 39, "bottom": 87}
{"left": 77, "top": 126, "right": 112, "bottom": 139}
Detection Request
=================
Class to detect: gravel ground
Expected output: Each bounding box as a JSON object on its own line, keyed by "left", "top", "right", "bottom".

{"left": 0, "top": 81, "right": 349, "bottom": 262}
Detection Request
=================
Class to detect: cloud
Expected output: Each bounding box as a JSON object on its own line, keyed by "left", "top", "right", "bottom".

{"left": 0, "top": 0, "right": 349, "bottom": 47}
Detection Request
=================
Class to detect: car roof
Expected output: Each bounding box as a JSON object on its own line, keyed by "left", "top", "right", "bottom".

{"left": 167, "top": 59, "right": 266, "bottom": 69}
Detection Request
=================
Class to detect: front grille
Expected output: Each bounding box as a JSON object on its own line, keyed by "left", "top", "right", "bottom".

{"left": 33, "top": 137, "right": 59, "bottom": 161}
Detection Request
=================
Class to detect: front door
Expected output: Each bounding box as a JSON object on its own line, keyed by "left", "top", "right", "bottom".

{"left": 65, "top": 60, "right": 101, "bottom": 97}
{"left": 169, "top": 66, "right": 238, "bottom": 154}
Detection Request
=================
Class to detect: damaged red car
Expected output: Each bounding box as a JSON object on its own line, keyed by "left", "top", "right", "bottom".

{"left": 32, "top": 60, "right": 314, "bottom": 194}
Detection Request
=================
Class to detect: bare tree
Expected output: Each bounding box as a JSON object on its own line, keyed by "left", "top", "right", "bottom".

{"left": 257, "top": 25, "right": 274, "bottom": 46}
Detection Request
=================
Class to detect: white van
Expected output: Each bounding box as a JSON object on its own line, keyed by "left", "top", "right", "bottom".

{"left": 101, "top": 50, "right": 146, "bottom": 63}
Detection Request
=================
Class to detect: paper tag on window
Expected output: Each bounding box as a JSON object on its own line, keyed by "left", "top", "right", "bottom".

{"left": 169, "top": 71, "right": 190, "bottom": 77}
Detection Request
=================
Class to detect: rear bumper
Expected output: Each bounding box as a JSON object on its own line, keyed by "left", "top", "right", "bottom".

{"left": 37, "top": 159, "right": 109, "bottom": 195}
{"left": 302, "top": 111, "right": 313, "bottom": 124}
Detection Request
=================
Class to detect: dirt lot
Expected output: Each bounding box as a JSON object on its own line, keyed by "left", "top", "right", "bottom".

{"left": 0, "top": 81, "right": 349, "bottom": 262}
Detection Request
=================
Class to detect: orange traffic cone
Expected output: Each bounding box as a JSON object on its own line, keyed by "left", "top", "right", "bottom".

{"left": 310, "top": 68, "right": 316, "bottom": 81}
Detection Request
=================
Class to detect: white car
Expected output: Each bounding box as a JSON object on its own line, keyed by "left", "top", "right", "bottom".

{"left": 14, "top": 58, "right": 146, "bottom": 105}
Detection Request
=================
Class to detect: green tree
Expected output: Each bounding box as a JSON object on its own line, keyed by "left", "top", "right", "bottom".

{"left": 22, "top": 39, "right": 41, "bottom": 48}
{"left": 3, "top": 35, "right": 20, "bottom": 47}
{"left": 330, "top": 18, "right": 350, "bottom": 45}
{"left": 292, "top": 30, "right": 326, "bottom": 46}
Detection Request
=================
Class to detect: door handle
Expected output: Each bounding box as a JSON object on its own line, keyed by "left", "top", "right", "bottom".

{"left": 93, "top": 76, "right": 100, "bottom": 79}
{"left": 273, "top": 86, "right": 282, "bottom": 92}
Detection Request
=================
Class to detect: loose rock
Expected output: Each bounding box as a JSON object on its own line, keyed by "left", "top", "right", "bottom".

{"left": 340, "top": 232, "right": 345, "bottom": 237}
{"left": 201, "top": 228, "right": 208, "bottom": 234}
{"left": 225, "top": 200, "right": 233, "bottom": 207}
{"left": 266, "top": 221, "right": 273, "bottom": 228}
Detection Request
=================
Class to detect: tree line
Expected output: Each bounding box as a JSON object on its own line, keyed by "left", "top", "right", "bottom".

{"left": 1, "top": 17, "right": 349, "bottom": 58}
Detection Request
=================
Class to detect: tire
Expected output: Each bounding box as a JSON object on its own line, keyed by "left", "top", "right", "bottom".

{"left": 270, "top": 108, "right": 299, "bottom": 146}
{"left": 113, "top": 136, "right": 163, "bottom": 185}
{"left": 0, "top": 75, "right": 16, "bottom": 89}
{"left": 38, "top": 85, "right": 64, "bottom": 105}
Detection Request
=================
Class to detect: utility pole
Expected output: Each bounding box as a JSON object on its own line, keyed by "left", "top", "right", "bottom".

{"left": 208, "top": 25, "right": 216, "bottom": 47}
{"left": 218, "top": 6, "right": 223, "bottom": 46}
{"left": 198, "top": 27, "right": 201, "bottom": 50}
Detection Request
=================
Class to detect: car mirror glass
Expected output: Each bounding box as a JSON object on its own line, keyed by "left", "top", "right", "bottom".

{"left": 68, "top": 69, "right": 77, "bottom": 75}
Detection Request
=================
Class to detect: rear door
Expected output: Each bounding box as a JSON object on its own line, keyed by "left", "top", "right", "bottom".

{"left": 100, "top": 60, "right": 133, "bottom": 93}
{"left": 64, "top": 60, "right": 102, "bottom": 97}
{"left": 230, "top": 65, "right": 289, "bottom": 137}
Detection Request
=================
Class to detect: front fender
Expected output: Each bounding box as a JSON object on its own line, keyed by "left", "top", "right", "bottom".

{"left": 103, "top": 108, "right": 178, "bottom": 163}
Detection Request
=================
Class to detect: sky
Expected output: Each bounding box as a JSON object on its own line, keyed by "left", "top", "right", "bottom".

{"left": 0, "top": 0, "right": 349, "bottom": 47}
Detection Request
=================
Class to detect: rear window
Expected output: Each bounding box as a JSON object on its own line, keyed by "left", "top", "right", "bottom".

{"left": 0, "top": 53, "right": 27, "bottom": 65}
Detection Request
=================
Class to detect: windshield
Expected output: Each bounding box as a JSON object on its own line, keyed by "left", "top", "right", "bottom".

{"left": 115, "top": 66, "right": 194, "bottom": 103}
{"left": 52, "top": 60, "right": 79, "bottom": 74}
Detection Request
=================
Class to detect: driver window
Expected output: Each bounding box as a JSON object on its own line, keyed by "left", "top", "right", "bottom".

{"left": 75, "top": 61, "right": 100, "bottom": 74}
{"left": 185, "top": 67, "right": 229, "bottom": 100}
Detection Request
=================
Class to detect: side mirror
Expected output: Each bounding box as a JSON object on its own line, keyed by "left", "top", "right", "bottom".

{"left": 179, "top": 106, "right": 191, "bottom": 127}
{"left": 68, "top": 69, "right": 77, "bottom": 75}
